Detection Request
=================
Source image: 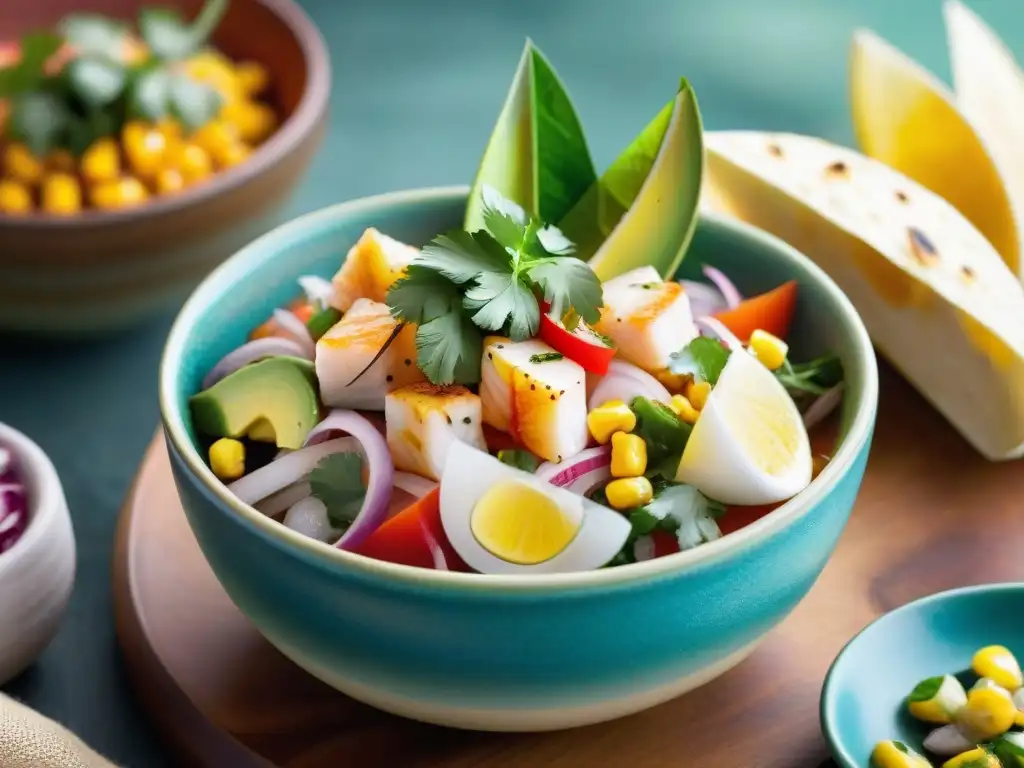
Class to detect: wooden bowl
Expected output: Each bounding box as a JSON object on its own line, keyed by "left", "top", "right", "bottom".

{"left": 0, "top": 0, "right": 330, "bottom": 336}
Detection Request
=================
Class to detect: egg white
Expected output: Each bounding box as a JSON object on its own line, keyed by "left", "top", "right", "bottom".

{"left": 439, "top": 440, "right": 631, "bottom": 575}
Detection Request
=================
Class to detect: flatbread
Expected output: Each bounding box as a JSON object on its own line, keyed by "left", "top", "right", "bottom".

{"left": 704, "top": 130, "right": 1024, "bottom": 460}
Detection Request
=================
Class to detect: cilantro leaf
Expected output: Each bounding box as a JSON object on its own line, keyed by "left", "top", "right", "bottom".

{"left": 387, "top": 265, "right": 459, "bottom": 324}
{"left": 669, "top": 336, "right": 731, "bottom": 385}
{"left": 481, "top": 183, "right": 529, "bottom": 250}
{"left": 463, "top": 270, "right": 539, "bottom": 340}
{"left": 526, "top": 257, "right": 603, "bottom": 326}
{"left": 308, "top": 453, "right": 366, "bottom": 530}
{"left": 775, "top": 354, "right": 843, "bottom": 396}
{"left": 416, "top": 311, "right": 483, "bottom": 386}
{"left": 419, "top": 230, "right": 509, "bottom": 285}
{"left": 630, "top": 397, "right": 692, "bottom": 479}
{"left": 536, "top": 224, "right": 575, "bottom": 256}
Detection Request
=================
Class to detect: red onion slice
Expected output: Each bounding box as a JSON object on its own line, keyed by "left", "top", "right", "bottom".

{"left": 301, "top": 410, "right": 395, "bottom": 550}
{"left": 0, "top": 450, "right": 28, "bottom": 554}
{"left": 298, "top": 275, "right": 338, "bottom": 309}
{"left": 273, "top": 309, "right": 316, "bottom": 358}
{"left": 202, "top": 337, "right": 311, "bottom": 390}
{"left": 695, "top": 316, "right": 744, "bottom": 352}
{"left": 679, "top": 279, "right": 728, "bottom": 317}
{"left": 701, "top": 265, "right": 743, "bottom": 309}
{"left": 393, "top": 471, "right": 438, "bottom": 499}
{"left": 228, "top": 437, "right": 359, "bottom": 506}
{"left": 588, "top": 359, "right": 672, "bottom": 410}
{"left": 802, "top": 383, "right": 845, "bottom": 430}
{"left": 536, "top": 446, "right": 612, "bottom": 495}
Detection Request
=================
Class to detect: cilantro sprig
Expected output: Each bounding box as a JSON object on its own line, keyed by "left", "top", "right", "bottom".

{"left": 308, "top": 453, "right": 366, "bottom": 531}
{"left": 669, "top": 336, "right": 731, "bottom": 385}
{"left": 387, "top": 186, "right": 604, "bottom": 385}
{"left": 775, "top": 353, "right": 843, "bottom": 396}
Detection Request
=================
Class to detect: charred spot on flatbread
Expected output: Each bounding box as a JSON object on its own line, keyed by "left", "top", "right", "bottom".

{"left": 825, "top": 160, "right": 848, "bottom": 178}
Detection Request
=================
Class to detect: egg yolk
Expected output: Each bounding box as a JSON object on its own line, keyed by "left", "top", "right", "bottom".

{"left": 470, "top": 481, "right": 580, "bottom": 565}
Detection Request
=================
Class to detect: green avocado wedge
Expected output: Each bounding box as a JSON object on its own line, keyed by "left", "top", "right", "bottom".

{"left": 465, "top": 39, "right": 596, "bottom": 231}
{"left": 189, "top": 356, "right": 320, "bottom": 450}
{"left": 559, "top": 79, "right": 705, "bottom": 281}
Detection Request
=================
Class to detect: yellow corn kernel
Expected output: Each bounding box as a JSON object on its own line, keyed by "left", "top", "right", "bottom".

{"left": 870, "top": 740, "right": 932, "bottom": 768}
{"left": 0, "top": 179, "right": 32, "bottom": 215}
{"left": 235, "top": 61, "right": 269, "bottom": 95}
{"left": 654, "top": 368, "right": 689, "bottom": 392}
{"left": 973, "top": 646, "right": 1023, "bottom": 691}
{"left": 156, "top": 118, "right": 183, "bottom": 144}
{"left": 748, "top": 328, "right": 789, "bottom": 371}
{"left": 168, "top": 142, "right": 213, "bottom": 184}
{"left": 41, "top": 173, "right": 82, "bottom": 216}
{"left": 586, "top": 400, "right": 636, "bottom": 445}
{"left": 604, "top": 476, "right": 653, "bottom": 510}
{"left": 209, "top": 438, "right": 246, "bottom": 481}
{"left": 91, "top": 177, "right": 149, "bottom": 211}
{"left": 610, "top": 432, "right": 647, "bottom": 478}
{"left": 942, "top": 748, "right": 1000, "bottom": 768}
{"left": 670, "top": 394, "right": 700, "bottom": 424}
{"left": 684, "top": 380, "right": 712, "bottom": 410}
{"left": 216, "top": 141, "right": 251, "bottom": 169}
{"left": 3, "top": 143, "right": 44, "bottom": 185}
{"left": 191, "top": 119, "right": 239, "bottom": 165}
{"left": 154, "top": 168, "right": 186, "bottom": 196}
{"left": 222, "top": 99, "right": 277, "bottom": 144}
{"left": 186, "top": 50, "right": 242, "bottom": 101}
{"left": 80, "top": 139, "right": 121, "bottom": 185}
{"left": 123, "top": 121, "right": 167, "bottom": 178}
{"left": 45, "top": 149, "right": 76, "bottom": 173}
{"left": 956, "top": 687, "right": 1016, "bottom": 742}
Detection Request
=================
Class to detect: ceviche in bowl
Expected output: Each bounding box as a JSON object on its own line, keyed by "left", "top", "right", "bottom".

{"left": 160, "top": 42, "right": 877, "bottom": 730}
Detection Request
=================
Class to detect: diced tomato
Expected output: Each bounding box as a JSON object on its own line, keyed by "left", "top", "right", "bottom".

{"left": 538, "top": 310, "right": 615, "bottom": 375}
{"left": 353, "top": 488, "right": 469, "bottom": 571}
{"left": 717, "top": 503, "right": 780, "bottom": 536}
{"left": 713, "top": 280, "right": 797, "bottom": 343}
{"left": 650, "top": 530, "right": 681, "bottom": 558}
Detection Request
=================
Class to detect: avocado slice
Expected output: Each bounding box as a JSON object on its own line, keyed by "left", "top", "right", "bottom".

{"left": 189, "top": 356, "right": 320, "bottom": 450}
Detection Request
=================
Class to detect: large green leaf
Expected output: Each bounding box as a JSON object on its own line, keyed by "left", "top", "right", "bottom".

{"left": 559, "top": 79, "right": 705, "bottom": 280}
{"left": 465, "top": 40, "right": 595, "bottom": 230}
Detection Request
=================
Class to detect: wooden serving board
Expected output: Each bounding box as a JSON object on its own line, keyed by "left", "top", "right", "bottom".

{"left": 112, "top": 360, "right": 1024, "bottom": 768}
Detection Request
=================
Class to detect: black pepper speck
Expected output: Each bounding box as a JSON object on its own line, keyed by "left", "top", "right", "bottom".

{"left": 385, "top": 375, "right": 393, "bottom": 383}
{"left": 403, "top": 358, "right": 412, "bottom": 366}
{"left": 462, "top": 416, "right": 471, "bottom": 424}
{"left": 530, "top": 384, "right": 536, "bottom": 390}
{"left": 550, "top": 394, "right": 556, "bottom": 401}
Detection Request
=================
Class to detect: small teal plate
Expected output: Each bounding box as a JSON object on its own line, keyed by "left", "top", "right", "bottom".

{"left": 821, "top": 583, "right": 1024, "bottom": 767}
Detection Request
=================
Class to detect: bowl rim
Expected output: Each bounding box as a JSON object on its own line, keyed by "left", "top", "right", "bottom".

{"left": 820, "top": 582, "right": 1024, "bottom": 768}
{"left": 0, "top": 0, "right": 330, "bottom": 231}
{"left": 160, "top": 184, "right": 879, "bottom": 593}
{"left": 0, "top": 422, "right": 71, "bottom": 573}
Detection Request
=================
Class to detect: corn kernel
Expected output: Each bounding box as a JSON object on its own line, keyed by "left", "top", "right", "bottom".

{"left": 123, "top": 121, "right": 167, "bottom": 179}
{"left": 3, "top": 143, "right": 44, "bottom": 185}
{"left": 154, "top": 168, "right": 186, "bottom": 196}
{"left": 222, "top": 99, "right": 277, "bottom": 144}
{"left": 45, "top": 149, "right": 76, "bottom": 173}
{"left": 186, "top": 50, "right": 242, "bottom": 101}
{"left": 80, "top": 139, "right": 121, "bottom": 185}
{"left": 604, "top": 476, "right": 653, "bottom": 510}
{"left": 209, "top": 438, "right": 246, "bottom": 481}
{"left": 956, "top": 687, "right": 1016, "bottom": 742}
{"left": 41, "top": 173, "right": 82, "bottom": 216}
{"left": 669, "top": 394, "right": 700, "bottom": 424}
{"left": 156, "top": 118, "right": 183, "bottom": 144}
{"left": 611, "top": 432, "right": 647, "bottom": 478}
{"left": 91, "top": 177, "right": 149, "bottom": 210}
{"left": 684, "top": 380, "right": 712, "bottom": 410}
{"left": 191, "top": 119, "right": 239, "bottom": 165}
{"left": 235, "top": 61, "right": 270, "bottom": 95}
{"left": 0, "top": 179, "right": 32, "bottom": 215}
{"left": 586, "top": 400, "right": 636, "bottom": 445}
{"left": 168, "top": 142, "right": 213, "bottom": 184}
{"left": 870, "top": 740, "right": 932, "bottom": 768}
{"left": 216, "top": 141, "right": 251, "bottom": 169}
{"left": 942, "top": 748, "right": 1000, "bottom": 768}
{"left": 973, "top": 646, "right": 1023, "bottom": 691}
{"left": 748, "top": 328, "right": 789, "bottom": 371}
{"left": 654, "top": 368, "right": 689, "bottom": 392}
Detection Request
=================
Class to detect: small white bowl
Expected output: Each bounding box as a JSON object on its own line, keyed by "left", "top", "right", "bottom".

{"left": 0, "top": 423, "right": 76, "bottom": 685}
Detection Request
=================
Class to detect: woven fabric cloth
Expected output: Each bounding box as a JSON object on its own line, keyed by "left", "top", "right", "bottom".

{"left": 0, "top": 694, "right": 117, "bottom": 768}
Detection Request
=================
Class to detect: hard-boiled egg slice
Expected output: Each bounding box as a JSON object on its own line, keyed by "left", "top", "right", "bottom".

{"left": 440, "top": 440, "right": 630, "bottom": 575}
{"left": 674, "top": 348, "right": 811, "bottom": 505}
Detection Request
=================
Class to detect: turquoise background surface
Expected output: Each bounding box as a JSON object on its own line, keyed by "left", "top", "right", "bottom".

{"left": 0, "top": 0, "right": 1020, "bottom": 763}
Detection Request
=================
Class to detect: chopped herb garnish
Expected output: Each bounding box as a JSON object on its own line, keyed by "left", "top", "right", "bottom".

{"left": 497, "top": 448, "right": 541, "bottom": 473}
{"left": 529, "top": 352, "right": 564, "bottom": 364}
{"left": 387, "top": 186, "right": 603, "bottom": 386}
{"left": 308, "top": 453, "right": 366, "bottom": 530}
{"left": 630, "top": 397, "right": 692, "bottom": 479}
{"left": 306, "top": 307, "right": 342, "bottom": 340}
{"left": 669, "top": 336, "right": 731, "bottom": 385}
{"left": 906, "top": 676, "right": 944, "bottom": 703}
{"left": 775, "top": 353, "right": 843, "bottom": 396}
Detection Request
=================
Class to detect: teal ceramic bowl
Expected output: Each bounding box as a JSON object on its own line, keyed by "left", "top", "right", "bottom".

{"left": 160, "top": 186, "right": 878, "bottom": 731}
{"left": 823, "top": 584, "right": 1024, "bottom": 767}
